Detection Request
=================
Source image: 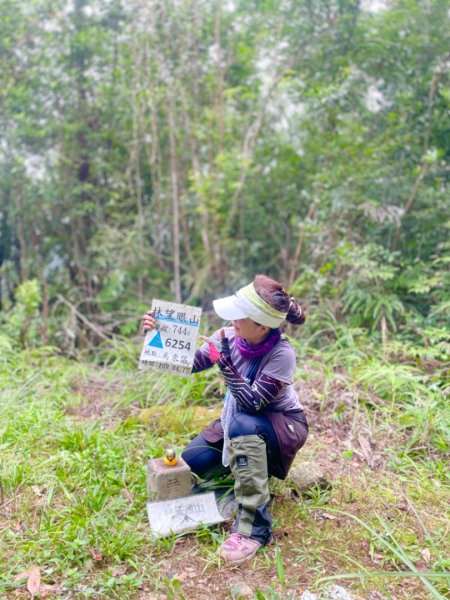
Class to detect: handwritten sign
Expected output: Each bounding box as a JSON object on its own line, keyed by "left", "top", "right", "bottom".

{"left": 139, "top": 300, "right": 202, "bottom": 376}
{"left": 146, "top": 492, "right": 224, "bottom": 537}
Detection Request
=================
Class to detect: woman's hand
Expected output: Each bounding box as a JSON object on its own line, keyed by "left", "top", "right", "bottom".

{"left": 218, "top": 329, "right": 231, "bottom": 359}
{"left": 199, "top": 329, "right": 226, "bottom": 363}
{"left": 217, "top": 330, "right": 233, "bottom": 372}
{"left": 141, "top": 310, "right": 156, "bottom": 334}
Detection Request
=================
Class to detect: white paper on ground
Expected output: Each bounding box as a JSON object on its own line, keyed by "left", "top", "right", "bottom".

{"left": 146, "top": 492, "right": 225, "bottom": 537}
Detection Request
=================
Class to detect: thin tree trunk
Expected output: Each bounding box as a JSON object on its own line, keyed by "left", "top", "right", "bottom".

{"left": 128, "top": 53, "right": 145, "bottom": 301}
{"left": 167, "top": 93, "right": 181, "bottom": 303}
{"left": 214, "top": 0, "right": 225, "bottom": 151}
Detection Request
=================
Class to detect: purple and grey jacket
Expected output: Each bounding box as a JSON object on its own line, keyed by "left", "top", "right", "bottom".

{"left": 192, "top": 327, "right": 308, "bottom": 479}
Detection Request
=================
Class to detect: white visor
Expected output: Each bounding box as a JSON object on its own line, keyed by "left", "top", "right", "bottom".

{"left": 213, "top": 283, "right": 287, "bottom": 328}
{"left": 212, "top": 294, "right": 249, "bottom": 322}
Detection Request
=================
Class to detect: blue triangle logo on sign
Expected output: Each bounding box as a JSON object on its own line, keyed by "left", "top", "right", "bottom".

{"left": 148, "top": 331, "right": 164, "bottom": 349}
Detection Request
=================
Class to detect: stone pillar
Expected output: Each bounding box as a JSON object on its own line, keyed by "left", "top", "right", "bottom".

{"left": 147, "top": 456, "right": 192, "bottom": 501}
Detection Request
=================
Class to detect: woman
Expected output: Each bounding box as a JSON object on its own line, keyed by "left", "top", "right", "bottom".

{"left": 142, "top": 274, "right": 308, "bottom": 566}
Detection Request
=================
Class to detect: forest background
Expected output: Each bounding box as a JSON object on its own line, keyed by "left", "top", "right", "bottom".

{"left": 0, "top": 0, "right": 449, "bottom": 599}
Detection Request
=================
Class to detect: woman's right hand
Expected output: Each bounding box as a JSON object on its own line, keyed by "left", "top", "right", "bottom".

{"left": 141, "top": 310, "right": 156, "bottom": 334}
{"left": 198, "top": 330, "right": 226, "bottom": 363}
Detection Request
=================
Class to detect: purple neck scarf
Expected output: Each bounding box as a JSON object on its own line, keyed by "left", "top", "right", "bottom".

{"left": 235, "top": 328, "right": 281, "bottom": 360}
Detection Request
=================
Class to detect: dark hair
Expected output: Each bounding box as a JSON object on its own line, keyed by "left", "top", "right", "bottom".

{"left": 253, "top": 274, "right": 306, "bottom": 326}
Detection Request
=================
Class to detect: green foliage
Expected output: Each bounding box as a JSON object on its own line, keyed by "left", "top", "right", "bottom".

{"left": 0, "top": 0, "right": 448, "bottom": 347}
{"left": 354, "top": 361, "right": 424, "bottom": 403}
{"left": 275, "top": 546, "right": 285, "bottom": 585}
{"left": 0, "top": 279, "right": 42, "bottom": 347}
{"left": 318, "top": 508, "right": 449, "bottom": 600}
{"left": 339, "top": 244, "right": 405, "bottom": 336}
{"left": 0, "top": 3, "right": 449, "bottom": 595}
{"left": 15, "top": 279, "right": 41, "bottom": 316}
{"left": 0, "top": 322, "right": 448, "bottom": 597}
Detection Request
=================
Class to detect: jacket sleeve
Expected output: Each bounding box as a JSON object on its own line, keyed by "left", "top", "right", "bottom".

{"left": 217, "top": 337, "right": 282, "bottom": 413}
{"left": 191, "top": 349, "right": 213, "bottom": 373}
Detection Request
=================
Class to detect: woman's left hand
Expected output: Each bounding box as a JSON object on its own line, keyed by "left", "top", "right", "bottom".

{"left": 217, "top": 329, "right": 233, "bottom": 371}
{"left": 219, "top": 329, "right": 231, "bottom": 357}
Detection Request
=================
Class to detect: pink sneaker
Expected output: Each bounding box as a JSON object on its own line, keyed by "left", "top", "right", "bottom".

{"left": 219, "top": 532, "right": 262, "bottom": 566}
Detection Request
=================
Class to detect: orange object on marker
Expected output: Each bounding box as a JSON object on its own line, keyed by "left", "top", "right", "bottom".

{"left": 163, "top": 448, "right": 178, "bottom": 466}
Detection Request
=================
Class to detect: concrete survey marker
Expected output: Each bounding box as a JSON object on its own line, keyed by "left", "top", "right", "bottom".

{"left": 146, "top": 492, "right": 225, "bottom": 537}
{"left": 147, "top": 457, "right": 192, "bottom": 501}
{"left": 146, "top": 456, "right": 226, "bottom": 537}
{"left": 139, "top": 299, "right": 202, "bottom": 376}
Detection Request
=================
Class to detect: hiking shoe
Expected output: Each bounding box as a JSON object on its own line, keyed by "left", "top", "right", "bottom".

{"left": 219, "top": 532, "right": 262, "bottom": 566}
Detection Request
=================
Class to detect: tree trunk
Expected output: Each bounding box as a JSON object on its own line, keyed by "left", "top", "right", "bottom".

{"left": 167, "top": 93, "right": 182, "bottom": 303}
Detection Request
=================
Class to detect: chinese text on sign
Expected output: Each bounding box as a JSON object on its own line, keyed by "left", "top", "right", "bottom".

{"left": 139, "top": 300, "right": 202, "bottom": 377}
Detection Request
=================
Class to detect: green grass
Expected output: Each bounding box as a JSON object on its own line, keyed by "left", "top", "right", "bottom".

{"left": 0, "top": 339, "right": 449, "bottom": 599}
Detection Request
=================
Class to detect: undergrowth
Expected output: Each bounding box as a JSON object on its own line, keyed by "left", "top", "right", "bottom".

{"left": 0, "top": 327, "right": 448, "bottom": 599}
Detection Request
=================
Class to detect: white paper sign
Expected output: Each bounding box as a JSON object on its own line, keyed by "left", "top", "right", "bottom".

{"left": 146, "top": 492, "right": 224, "bottom": 537}
{"left": 139, "top": 300, "right": 202, "bottom": 376}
